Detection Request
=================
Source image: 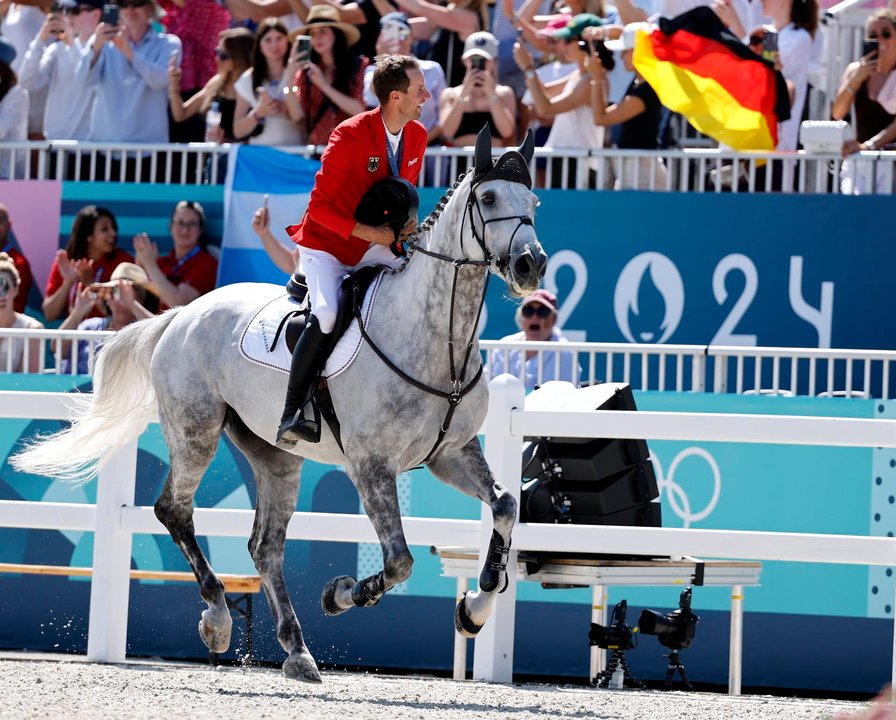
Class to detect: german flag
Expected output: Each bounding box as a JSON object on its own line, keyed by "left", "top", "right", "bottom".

{"left": 633, "top": 7, "right": 790, "bottom": 151}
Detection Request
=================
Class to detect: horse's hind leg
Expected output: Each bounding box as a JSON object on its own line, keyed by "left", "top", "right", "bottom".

{"left": 153, "top": 403, "right": 232, "bottom": 653}
{"left": 321, "top": 456, "right": 412, "bottom": 616}
{"left": 427, "top": 437, "right": 517, "bottom": 637}
{"left": 224, "top": 412, "right": 321, "bottom": 683}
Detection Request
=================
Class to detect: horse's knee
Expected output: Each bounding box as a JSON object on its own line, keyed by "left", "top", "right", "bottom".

{"left": 493, "top": 489, "right": 517, "bottom": 531}
{"left": 384, "top": 553, "right": 413, "bottom": 586}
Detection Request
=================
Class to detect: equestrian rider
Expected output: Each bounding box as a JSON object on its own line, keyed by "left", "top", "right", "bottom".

{"left": 277, "top": 54, "right": 431, "bottom": 448}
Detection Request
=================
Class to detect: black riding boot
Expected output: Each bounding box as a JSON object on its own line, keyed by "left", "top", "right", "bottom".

{"left": 276, "top": 315, "right": 329, "bottom": 448}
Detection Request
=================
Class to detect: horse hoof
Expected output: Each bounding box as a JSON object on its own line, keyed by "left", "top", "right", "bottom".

{"left": 321, "top": 575, "right": 356, "bottom": 616}
{"left": 454, "top": 593, "right": 483, "bottom": 638}
{"left": 199, "top": 608, "right": 232, "bottom": 653}
{"left": 283, "top": 651, "right": 322, "bottom": 683}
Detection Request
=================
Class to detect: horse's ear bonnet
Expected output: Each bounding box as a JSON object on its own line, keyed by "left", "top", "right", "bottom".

{"left": 354, "top": 176, "right": 420, "bottom": 231}
{"left": 472, "top": 126, "right": 535, "bottom": 190}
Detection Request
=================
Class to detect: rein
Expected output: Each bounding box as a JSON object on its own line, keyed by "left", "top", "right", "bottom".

{"left": 353, "top": 176, "right": 533, "bottom": 463}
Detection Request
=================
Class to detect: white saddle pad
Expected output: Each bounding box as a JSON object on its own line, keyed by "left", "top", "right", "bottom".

{"left": 239, "top": 272, "right": 383, "bottom": 380}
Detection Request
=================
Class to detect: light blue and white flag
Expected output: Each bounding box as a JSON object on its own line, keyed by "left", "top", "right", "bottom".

{"left": 219, "top": 145, "right": 321, "bottom": 287}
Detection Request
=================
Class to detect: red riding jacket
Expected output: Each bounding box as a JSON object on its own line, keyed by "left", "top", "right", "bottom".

{"left": 289, "top": 108, "right": 428, "bottom": 266}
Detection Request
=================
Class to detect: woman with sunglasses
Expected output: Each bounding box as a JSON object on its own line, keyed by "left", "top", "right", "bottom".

{"left": 488, "top": 288, "right": 580, "bottom": 391}
{"left": 833, "top": 9, "right": 896, "bottom": 159}
{"left": 133, "top": 201, "right": 218, "bottom": 312}
{"left": 168, "top": 28, "right": 254, "bottom": 143}
{"left": 158, "top": 0, "right": 230, "bottom": 142}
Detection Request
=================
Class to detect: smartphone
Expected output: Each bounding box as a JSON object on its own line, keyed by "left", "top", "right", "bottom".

{"left": 863, "top": 38, "right": 879, "bottom": 57}
{"left": 294, "top": 34, "right": 311, "bottom": 63}
{"left": 471, "top": 55, "right": 486, "bottom": 71}
{"left": 263, "top": 194, "right": 270, "bottom": 210}
{"left": 102, "top": 3, "right": 119, "bottom": 25}
{"left": 49, "top": 1, "right": 64, "bottom": 13}
{"left": 761, "top": 30, "right": 778, "bottom": 62}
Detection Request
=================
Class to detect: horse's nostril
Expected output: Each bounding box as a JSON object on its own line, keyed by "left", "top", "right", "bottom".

{"left": 514, "top": 255, "right": 532, "bottom": 278}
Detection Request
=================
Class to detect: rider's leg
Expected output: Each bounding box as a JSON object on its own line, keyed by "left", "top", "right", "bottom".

{"left": 276, "top": 250, "right": 341, "bottom": 448}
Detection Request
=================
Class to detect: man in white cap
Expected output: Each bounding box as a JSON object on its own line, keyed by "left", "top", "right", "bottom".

{"left": 489, "top": 288, "right": 580, "bottom": 390}
{"left": 439, "top": 30, "right": 517, "bottom": 147}
{"left": 363, "top": 11, "right": 447, "bottom": 143}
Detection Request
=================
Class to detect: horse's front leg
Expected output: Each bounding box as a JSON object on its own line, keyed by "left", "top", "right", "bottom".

{"left": 427, "top": 437, "right": 517, "bottom": 637}
{"left": 321, "top": 456, "right": 413, "bottom": 616}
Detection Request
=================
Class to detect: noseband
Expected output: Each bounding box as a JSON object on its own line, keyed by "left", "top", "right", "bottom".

{"left": 354, "top": 172, "right": 535, "bottom": 463}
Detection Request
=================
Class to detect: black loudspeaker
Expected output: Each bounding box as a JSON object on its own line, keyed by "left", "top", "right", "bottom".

{"left": 519, "top": 383, "right": 661, "bottom": 528}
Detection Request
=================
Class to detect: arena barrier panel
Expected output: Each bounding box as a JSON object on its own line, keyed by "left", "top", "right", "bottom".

{"left": 1, "top": 377, "right": 896, "bottom": 695}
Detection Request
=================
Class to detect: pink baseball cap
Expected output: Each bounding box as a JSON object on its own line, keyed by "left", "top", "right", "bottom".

{"left": 521, "top": 289, "right": 558, "bottom": 313}
{"left": 537, "top": 14, "right": 573, "bottom": 38}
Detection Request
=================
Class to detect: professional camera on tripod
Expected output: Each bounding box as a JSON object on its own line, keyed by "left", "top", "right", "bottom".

{"left": 588, "top": 600, "right": 643, "bottom": 689}
{"left": 638, "top": 587, "right": 700, "bottom": 690}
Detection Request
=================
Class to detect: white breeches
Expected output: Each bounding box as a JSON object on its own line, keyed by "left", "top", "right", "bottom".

{"left": 299, "top": 244, "right": 401, "bottom": 334}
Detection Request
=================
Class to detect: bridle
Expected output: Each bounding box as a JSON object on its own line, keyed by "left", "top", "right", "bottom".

{"left": 353, "top": 171, "right": 535, "bottom": 463}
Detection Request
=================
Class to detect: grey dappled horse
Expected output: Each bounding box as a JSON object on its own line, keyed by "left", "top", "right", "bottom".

{"left": 12, "top": 130, "right": 547, "bottom": 682}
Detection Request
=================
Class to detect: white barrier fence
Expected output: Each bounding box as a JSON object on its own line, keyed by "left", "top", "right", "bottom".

{"left": 3, "top": 379, "right": 896, "bottom": 692}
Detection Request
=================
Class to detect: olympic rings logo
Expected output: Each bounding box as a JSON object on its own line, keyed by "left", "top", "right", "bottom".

{"left": 652, "top": 448, "right": 721, "bottom": 528}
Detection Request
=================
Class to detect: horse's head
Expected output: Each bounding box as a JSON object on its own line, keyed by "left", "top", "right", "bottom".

{"left": 462, "top": 127, "right": 547, "bottom": 296}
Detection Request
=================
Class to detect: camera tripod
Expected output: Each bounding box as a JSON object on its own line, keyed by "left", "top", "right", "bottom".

{"left": 662, "top": 649, "right": 693, "bottom": 691}
{"left": 594, "top": 650, "right": 644, "bottom": 689}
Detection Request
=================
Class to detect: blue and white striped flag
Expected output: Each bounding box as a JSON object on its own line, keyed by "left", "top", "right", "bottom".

{"left": 219, "top": 145, "right": 321, "bottom": 287}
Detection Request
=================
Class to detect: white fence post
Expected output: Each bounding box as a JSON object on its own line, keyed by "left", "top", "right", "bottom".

{"left": 87, "top": 440, "right": 138, "bottom": 663}
{"left": 474, "top": 375, "right": 525, "bottom": 682}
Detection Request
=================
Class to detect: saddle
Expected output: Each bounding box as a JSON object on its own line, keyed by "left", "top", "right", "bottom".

{"left": 274, "top": 266, "right": 383, "bottom": 449}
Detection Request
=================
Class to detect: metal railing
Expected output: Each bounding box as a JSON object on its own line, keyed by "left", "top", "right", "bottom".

{"left": 481, "top": 340, "right": 896, "bottom": 398}
{"left": 5, "top": 328, "right": 895, "bottom": 399}
{"left": 2, "top": 140, "right": 894, "bottom": 193}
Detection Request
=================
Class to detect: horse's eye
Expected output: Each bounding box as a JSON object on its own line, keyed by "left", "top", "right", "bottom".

{"left": 481, "top": 191, "right": 495, "bottom": 205}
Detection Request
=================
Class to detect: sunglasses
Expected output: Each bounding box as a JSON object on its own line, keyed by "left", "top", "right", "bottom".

{"left": 215, "top": 48, "right": 231, "bottom": 60}
{"left": 66, "top": 4, "right": 99, "bottom": 14}
{"left": 868, "top": 29, "right": 893, "bottom": 40}
{"left": 118, "top": 0, "right": 152, "bottom": 8}
{"left": 521, "top": 304, "right": 552, "bottom": 319}
{"left": 173, "top": 220, "right": 201, "bottom": 229}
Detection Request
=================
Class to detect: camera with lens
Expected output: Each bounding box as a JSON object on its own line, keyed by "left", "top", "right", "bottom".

{"left": 588, "top": 599, "right": 635, "bottom": 650}
{"left": 637, "top": 587, "right": 699, "bottom": 650}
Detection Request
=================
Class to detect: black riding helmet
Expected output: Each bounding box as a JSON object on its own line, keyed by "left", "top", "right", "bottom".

{"left": 354, "top": 177, "right": 419, "bottom": 240}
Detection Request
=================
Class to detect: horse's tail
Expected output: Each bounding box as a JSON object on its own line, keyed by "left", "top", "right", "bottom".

{"left": 11, "top": 308, "right": 181, "bottom": 483}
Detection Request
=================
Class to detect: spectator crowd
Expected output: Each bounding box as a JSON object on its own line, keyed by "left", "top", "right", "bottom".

{"left": 0, "top": 0, "right": 893, "bottom": 180}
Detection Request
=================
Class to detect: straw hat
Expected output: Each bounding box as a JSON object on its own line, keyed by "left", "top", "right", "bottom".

{"left": 289, "top": 5, "right": 361, "bottom": 47}
{"left": 95, "top": 262, "right": 160, "bottom": 297}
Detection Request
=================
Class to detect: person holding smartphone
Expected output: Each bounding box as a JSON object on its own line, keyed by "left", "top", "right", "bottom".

{"left": 77, "top": 0, "right": 182, "bottom": 144}
{"left": 439, "top": 31, "right": 517, "bottom": 150}
{"left": 513, "top": 14, "right": 607, "bottom": 187}
{"left": 18, "top": 0, "right": 103, "bottom": 141}
{"left": 284, "top": 5, "right": 368, "bottom": 147}
{"left": 233, "top": 18, "right": 306, "bottom": 145}
{"left": 362, "top": 12, "right": 448, "bottom": 144}
{"left": 833, "top": 9, "right": 896, "bottom": 158}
